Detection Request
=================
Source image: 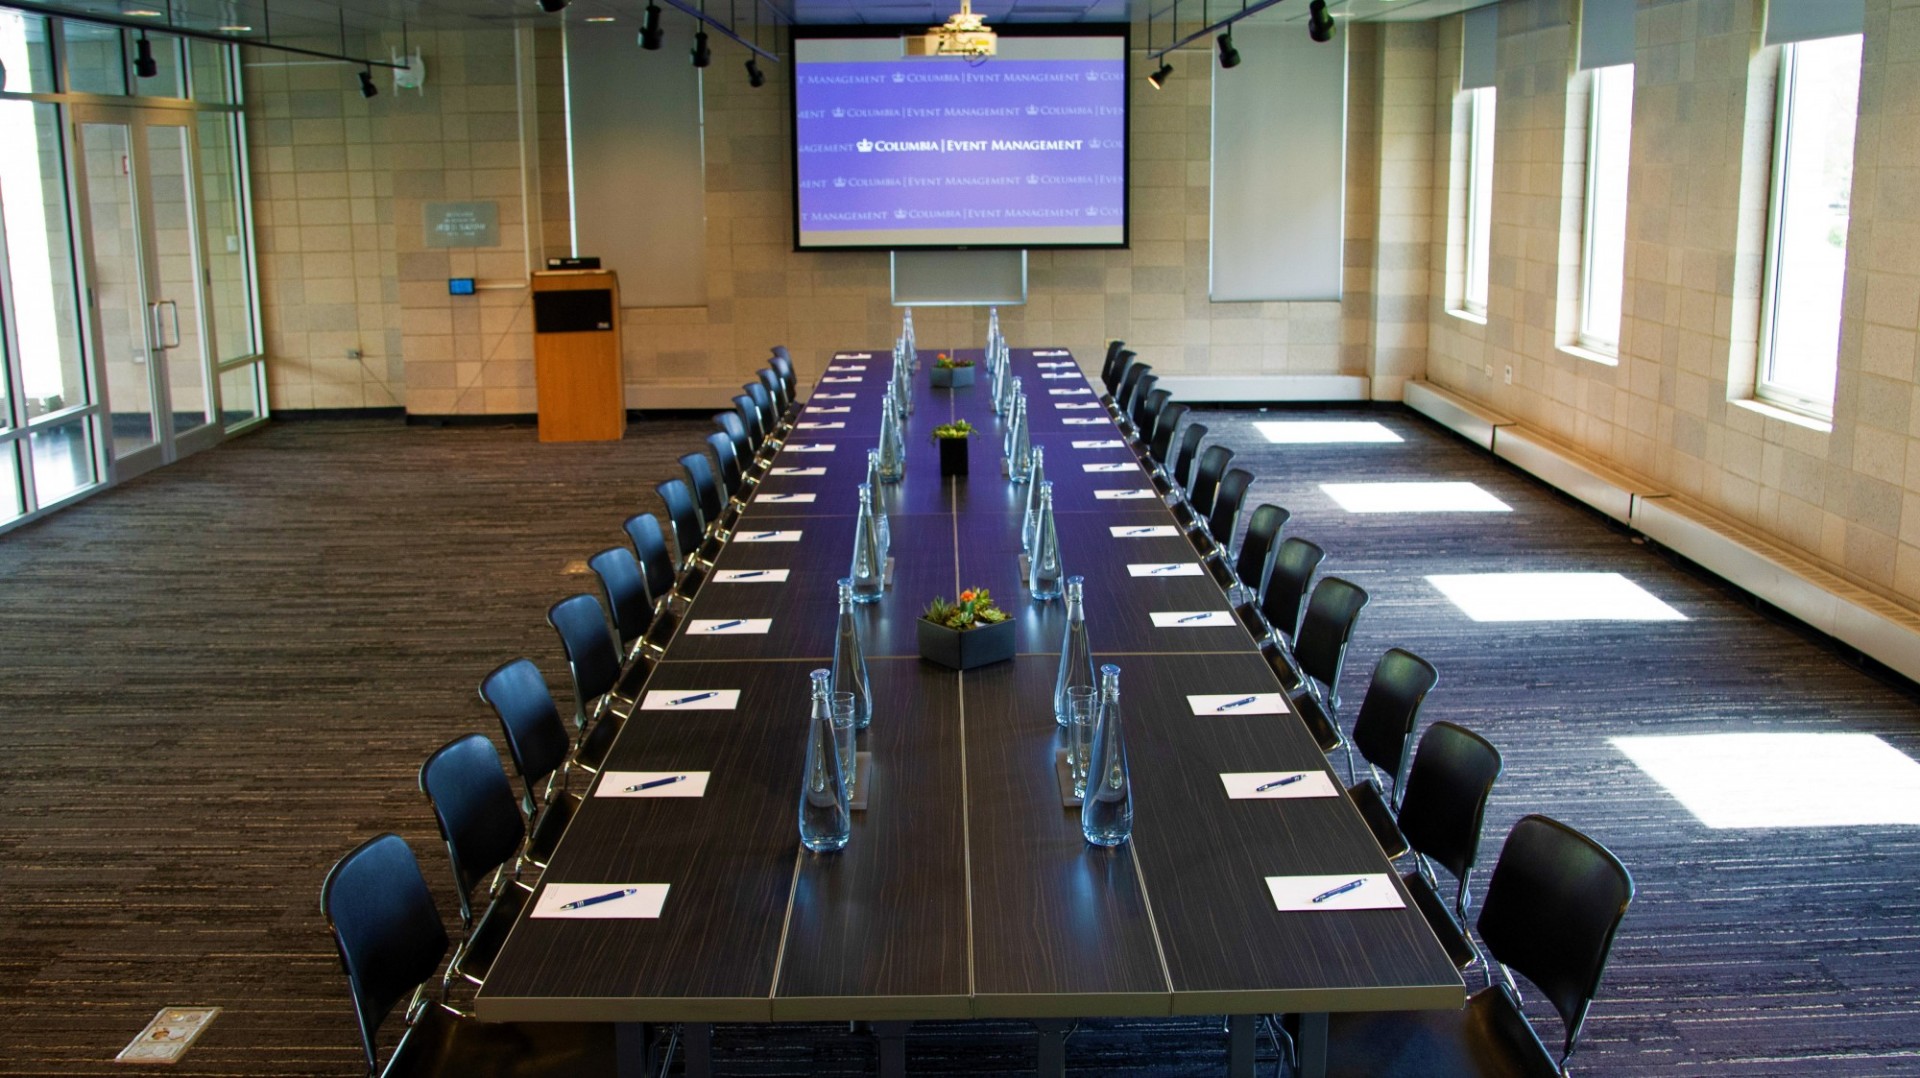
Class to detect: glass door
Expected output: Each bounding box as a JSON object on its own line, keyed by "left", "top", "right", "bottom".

{"left": 71, "top": 103, "right": 217, "bottom": 478}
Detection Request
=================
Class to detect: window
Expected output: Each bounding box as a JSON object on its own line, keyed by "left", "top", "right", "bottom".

{"left": 1463, "top": 87, "right": 1496, "bottom": 317}
{"left": 1758, "top": 35, "right": 1862, "bottom": 418}
{"left": 1579, "top": 65, "right": 1633, "bottom": 354}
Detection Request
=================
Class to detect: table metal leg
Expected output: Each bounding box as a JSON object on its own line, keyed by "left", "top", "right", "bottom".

{"left": 684, "top": 1022, "right": 713, "bottom": 1078}
{"left": 614, "top": 1022, "right": 651, "bottom": 1078}
{"left": 874, "top": 1020, "right": 912, "bottom": 1078}
{"left": 1226, "top": 1014, "right": 1256, "bottom": 1078}
{"left": 1034, "top": 1019, "right": 1071, "bottom": 1078}
{"left": 1296, "top": 1012, "right": 1328, "bottom": 1078}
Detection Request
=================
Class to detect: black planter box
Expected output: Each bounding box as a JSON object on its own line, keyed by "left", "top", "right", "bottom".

{"left": 917, "top": 615, "right": 1014, "bottom": 670}
{"left": 938, "top": 436, "right": 970, "bottom": 477}
{"left": 930, "top": 364, "right": 976, "bottom": 388}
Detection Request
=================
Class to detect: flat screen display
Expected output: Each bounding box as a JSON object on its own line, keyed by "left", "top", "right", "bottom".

{"left": 791, "top": 31, "right": 1129, "bottom": 250}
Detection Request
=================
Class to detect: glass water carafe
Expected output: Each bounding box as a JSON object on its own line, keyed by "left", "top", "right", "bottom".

{"left": 832, "top": 577, "right": 873, "bottom": 731}
{"left": 1054, "top": 576, "right": 1095, "bottom": 726}
{"left": 799, "top": 669, "right": 852, "bottom": 852}
{"left": 1028, "top": 481, "right": 1064, "bottom": 601}
{"left": 1081, "top": 664, "right": 1133, "bottom": 847}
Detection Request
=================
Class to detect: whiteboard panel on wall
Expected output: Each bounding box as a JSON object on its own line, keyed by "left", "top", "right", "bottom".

{"left": 891, "top": 250, "right": 1027, "bottom": 306}
{"left": 1209, "top": 23, "right": 1347, "bottom": 303}
{"left": 566, "top": 21, "right": 707, "bottom": 308}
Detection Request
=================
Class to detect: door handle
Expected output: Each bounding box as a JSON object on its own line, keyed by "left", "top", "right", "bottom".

{"left": 151, "top": 300, "right": 182, "bottom": 349}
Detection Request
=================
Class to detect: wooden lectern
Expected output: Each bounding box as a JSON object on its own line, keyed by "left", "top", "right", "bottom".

{"left": 530, "top": 270, "right": 625, "bottom": 442}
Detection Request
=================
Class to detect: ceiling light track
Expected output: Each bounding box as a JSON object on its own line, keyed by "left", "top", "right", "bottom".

{"left": 652, "top": 0, "right": 782, "bottom": 63}
{"left": 1144, "top": 0, "right": 1331, "bottom": 65}
{"left": 0, "top": 0, "right": 405, "bottom": 70}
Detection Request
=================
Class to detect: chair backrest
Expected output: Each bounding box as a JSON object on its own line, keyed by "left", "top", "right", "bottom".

{"left": 1187, "top": 444, "right": 1236, "bottom": 517}
{"left": 771, "top": 344, "right": 791, "bottom": 361}
{"left": 743, "top": 382, "right": 778, "bottom": 434}
{"left": 706, "top": 432, "right": 744, "bottom": 501}
{"left": 680, "top": 451, "right": 724, "bottom": 528}
{"left": 1476, "top": 814, "right": 1635, "bottom": 1069}
{"left": 1171, "top": 422, "right": 1209, "bottom": 489}
{"left": 714, "top": 411, "right": 754, "bottom": 466}
{"left": 1260, "top": 537, "right": 1325, "bottom": 642}
{"left": 758, "top": 368, "right": 789, "bottom": 414}
{"left": 1106, "top": 348, "right": 1137, "bottom": 395}
{"left": 548, "top": 593, "right": 622, "bottom": 716}
{"left": 1148, "top": 403, "right": 1190, "bottom": 467}
{"left": 1124, "top": 372, "right": 1160, "bottom": 423}
{"left": 321, "top": 833, "right": 449, "bottom": 1075}
{"left": 478, "top": 658, "right": 571, "bottom": 802}
{"left": 1115, "top": 361, "right": 1150, "bottom": 412}
{"left": 1206, "top": 467, "right": 1253, "bottom": 547}
{"left": 732, "top": 395, "right": 767, "bottom": 447}
{"left": 1235, "top": 503, "right": 1290, "bottom": 595}
{"left": 1100, "top": 340, "right": 1126, "bottom": 391}
{"left": 589, "top": 546, "right": 653, "bottom": 649}
{"left": 1349, "top": 648, "right": 1440, "bottom": 794}
{"left": 656, "top": 478, "right": 705, "bottom": 570}
{"left": 1397, "top": 720, "right": 1502, "bottom": 884}
{"left": 770, "top": 354, "right": 797, "bottom": 398}
{"left": 1138, "top": 388, "right": 1174, "bottom": 448}
{"left": 1294, "top": 575, "right": 1369, "bottom": 694}
{"left": 623, "top": 512, "right": 678, "bottom": 607}
{"left": 419, "top": 734, "right": 526, "bottom": 925}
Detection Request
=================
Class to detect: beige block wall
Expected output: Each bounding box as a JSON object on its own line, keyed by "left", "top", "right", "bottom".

{"left": 245, "top": 19, "right": 1433, "bottom": 412}
{"left": 1422, "top": 0, "right": 1920, "bottom": 607}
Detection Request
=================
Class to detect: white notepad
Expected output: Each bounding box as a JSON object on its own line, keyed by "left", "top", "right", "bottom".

{"left": 1075, "top": 440, "right": 1127, "bottom": 449}
{"left": 688, "top": 618, "right": 772, "bottom": 635}
{"left": 796, "top": 422, "right": 844, "bottom": 430}
{"left": 834, "top": 352, "right": 873, "bottom": 359}
{"left": 735, "top": 530, "right": 803, "bottom": 542}
{"left": 827, "top": 365, "right": 867, "bottom": 372}
{"left": 1046, "top": 376, "right": 1087, "bottom": 383}
{"left": 784, "top": 444, "right": 836, "bottom": 453}
{"left": 1150, "top": 611, "right": 1237, "bottom": 628}
{"left": 1221, "top": 772, "right": 1339, "bottom": 800}
{"left": 820, "top": 376, "right": 863, "bottom": 383}
{"left": 1112, "top": 525, "right": 1181, "bottom": 538}
{"left": 1188, "top": 693, "right": 1288, "bottom": 716}
{"left": 809, "top": 406, "right": 850, "bottom": 414}
{"left": 1064, "top": 418, "right": 1108, "bottom": 426}
{"left": 1050, "top": 388, "right": 1092, "bottom": 396}
{"left": 1055, "top": 402, "right": 1100, "bottom": 410}
{"left": 532, "top": 883, "right": 670, "bottom": 919}
{"left": 1094, "top": 489, "right": 1158, "bottom": 500}
{"left": 1037, "top": 361, "right": 1076, "bottom": 369}
{"left": 598, "top": 771, "right": 712, "bottom": 798}
{"left": 813, "top": 393, "right": 857, "bottom": 400}
{"left": 1265, "top": 874, "right": 1403, "bottom": 913}
{"left": 1128, "top": 562, "right": 1203, "bottom": 577}
{"left": 712, "top": 569, "right": 791, "bottom": 583}
{"left": 1084, "top": 463, "right": 1135, "bottom": 472}
{"left": 754, "top": 493, "right": 817, "bottom": 504}
{"left": 640, "top": 689, "right": 740, "bottom": 711}
{"left": 1035, "top": 349, "right": 1070, "bottom": 357}
{"left": 769, "top": 467, "right": 826, "bottom": 476}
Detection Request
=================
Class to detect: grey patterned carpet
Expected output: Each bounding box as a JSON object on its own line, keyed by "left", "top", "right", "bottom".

{"left": 2, "top": 405, "right": 1918, "bottom": 1075}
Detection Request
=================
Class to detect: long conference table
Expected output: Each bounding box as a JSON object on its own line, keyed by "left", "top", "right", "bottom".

{"left": 475, "top": 346, "right": 1464, "bottom": 1077}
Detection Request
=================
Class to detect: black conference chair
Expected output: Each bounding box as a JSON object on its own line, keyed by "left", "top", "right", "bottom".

{"left": 680, "top": 450, "right": 734, "bottom": 540}
{"left": 1396, "top": 721, "right": 1504, "bottom": 971}
{"left": 1135, "top": 387, "right": 1174, "bottom": 454}
{"left": 657, "top": 477, "right": 719, "bottom": 574}
{"left": 322, "top": 833, "right": 616, "bottom": 1078}
{"left": 1099, "top": 340, "right": 1126, "bottom": 396}
{"left": 1275, "top": 576, "right": 1370, "bottom": 753}
{"left": 1168, "top": 421, "right": 1209, "bottom": 498}
{"left": 1198, "top": 467, "right": 1253, "bottom": 572}
{"left": 1146, "top": 402, "right": 1190, "bottom": 490}
{"left": 1103, "top": 347, "right": 1136, "bottom": 402}
{"left": 732, "top": 394, "right": 770, "bottom": 452}
{"left": 1319, "top": 815, "right": 1633, "bottom": 1078}
{"left": 1113, "top": 361, "right": 1150, "bottom": 422}
{"left": 1342, "top": 648, "right": 1441, "bottom": 835}
{"left": 1121, "top": 372, "right": 1159, "bottom": 435}
{"left": 759, "top": 368, "right": 793, "bottom": 422}
{"left": 480, "top": 658, "right": 582, "bottom": 869}
{"left": 1179, "top": 444, "right": 1235, "bottom": 528}
{"left": 547, "top": 594, "right": 632, "bottom": 773}
{"left": 706, "top": 431, "right": 750, "bottom": 513}
{"left": 745, "top": 381, "right": 789, "bottom": 438}
{"left": 714, "top": 410, "right": 768, "bottom": 478}
{"left": 1230, "top": 503, "right": 1290, "bottom": 629}
{"left": 625, "top": 511, "right": 697, "bottom": 613}
{"left": 588, "top": 546, "right": 672, "bottom": 666}
{"left": 419, "top": 734, "right": 534, "bottom": 990}
{"left": 1256, "top": 537, "right": 1325, "bottom": 649}
{"left": 770, "top": 353, "right": 798, "bottom": 404}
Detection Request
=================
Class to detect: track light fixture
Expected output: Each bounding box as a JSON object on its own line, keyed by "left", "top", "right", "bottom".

{"left": 1216, "top": 31, "right": 1239, "bottom": 69}
{"left": 1308, "top": 0, "right": 1336, "bottom": 43}
{"left": 639, "top": 3, "right": 663, "bottom": 49}
{"left": 358, "top": 65, "right": 378, "bottom": 97}
{"left": 691, "top": 28, "right": 711, "bottom": 68}
{"left": 537, "top": 0, "right": 568, "bottom": 12}
{"left": 1147, "top": 60, "right": 1172, "bottom": 89}
{"left": 133, "top": 31, "right": 157, "bottom": 78}
{"left": 745, "top": 57, "right": 765, "bottom": 87}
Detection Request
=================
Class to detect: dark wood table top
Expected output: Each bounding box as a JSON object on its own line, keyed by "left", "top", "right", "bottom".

{"left": 477, "top": 346, "right": 1463, "bottom": 1025}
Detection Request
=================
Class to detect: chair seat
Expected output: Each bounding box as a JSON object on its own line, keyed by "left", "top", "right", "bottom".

{"left": 1205, "top": 556, "right": 1236, "bottom": 587}
{"left": 384, "top": 1003, "right": 617, "bottom": 1078}
{"left": 575, "top": 712, "right": 623, "bottom": 773}
{"left": 1347, "top": 778, "right": 1411, "bottom": 860}
{"left": 1324, "top": 984, "right": 1559, "bottom": 1078}
{"left": 1265, "top": 648, "right": 1304, "bottom": 694}
{"left": 1292, "top": 688, "right": 1342, "bottom": 754}
{"left": 526, "top": 791, "right": 581, "bottom": 865}
{"left": 615, "top": 655, "right": 656, "bottom": 701}
{"left": 1235, "top": 601, "right": 1268, "bottom": 639}
{"left": 452, "top": 881, "right": 532, "bottom": 984}
{"left": 1402, "top": 869, "right": 1480, "bottom": 970}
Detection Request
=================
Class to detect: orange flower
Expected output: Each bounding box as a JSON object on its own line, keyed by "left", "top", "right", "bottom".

{"left": 959, "top": 589, "right": 976, "bottom": 603}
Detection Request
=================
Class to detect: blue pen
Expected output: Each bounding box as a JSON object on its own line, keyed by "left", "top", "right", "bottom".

{"left": 558, "top": 887, "right": 638, "bottom": 911}
{"left": 732, "top": 570, "right": 769, "bottom": 579}
{"left": 1312, "top": 878, "right": 1367, "bottom": 903}
{"left": 751, "top": 531, "right": 780, "bottom": 539}
{"left": 1215, "top": 695, "right": 1258, "bottom": 711}
{"left": 1152, "top": 564, "right": 1183, "bottom": 574}
{"left": 1254, "top": 774, "right": 1305, "bottom": 792}
{"left": 1177, "top": 612, "right": 1212, "bottom": 623}
{"left": 669, "top": 691, "right": 718, "bottom": 706}
{"left": 708, "top": 620, "right": 744, "bottom": 632}
{"left": 1128, "top": 527, "right": 1158, "bottom": 536}
{"left": 626, "top": 775, "right": 687, "bottom": 792}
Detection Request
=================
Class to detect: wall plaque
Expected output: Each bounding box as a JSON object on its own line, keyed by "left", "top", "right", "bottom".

{"left": 423, "top": 201, "right": 500, "bottom": 248}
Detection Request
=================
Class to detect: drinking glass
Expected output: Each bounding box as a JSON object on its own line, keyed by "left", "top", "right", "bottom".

{"left": 830, "top": 691, "right": 858, "bottom": 801}
{"left": 1067, "top": 687, "right": 1097, "bottom": 798}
